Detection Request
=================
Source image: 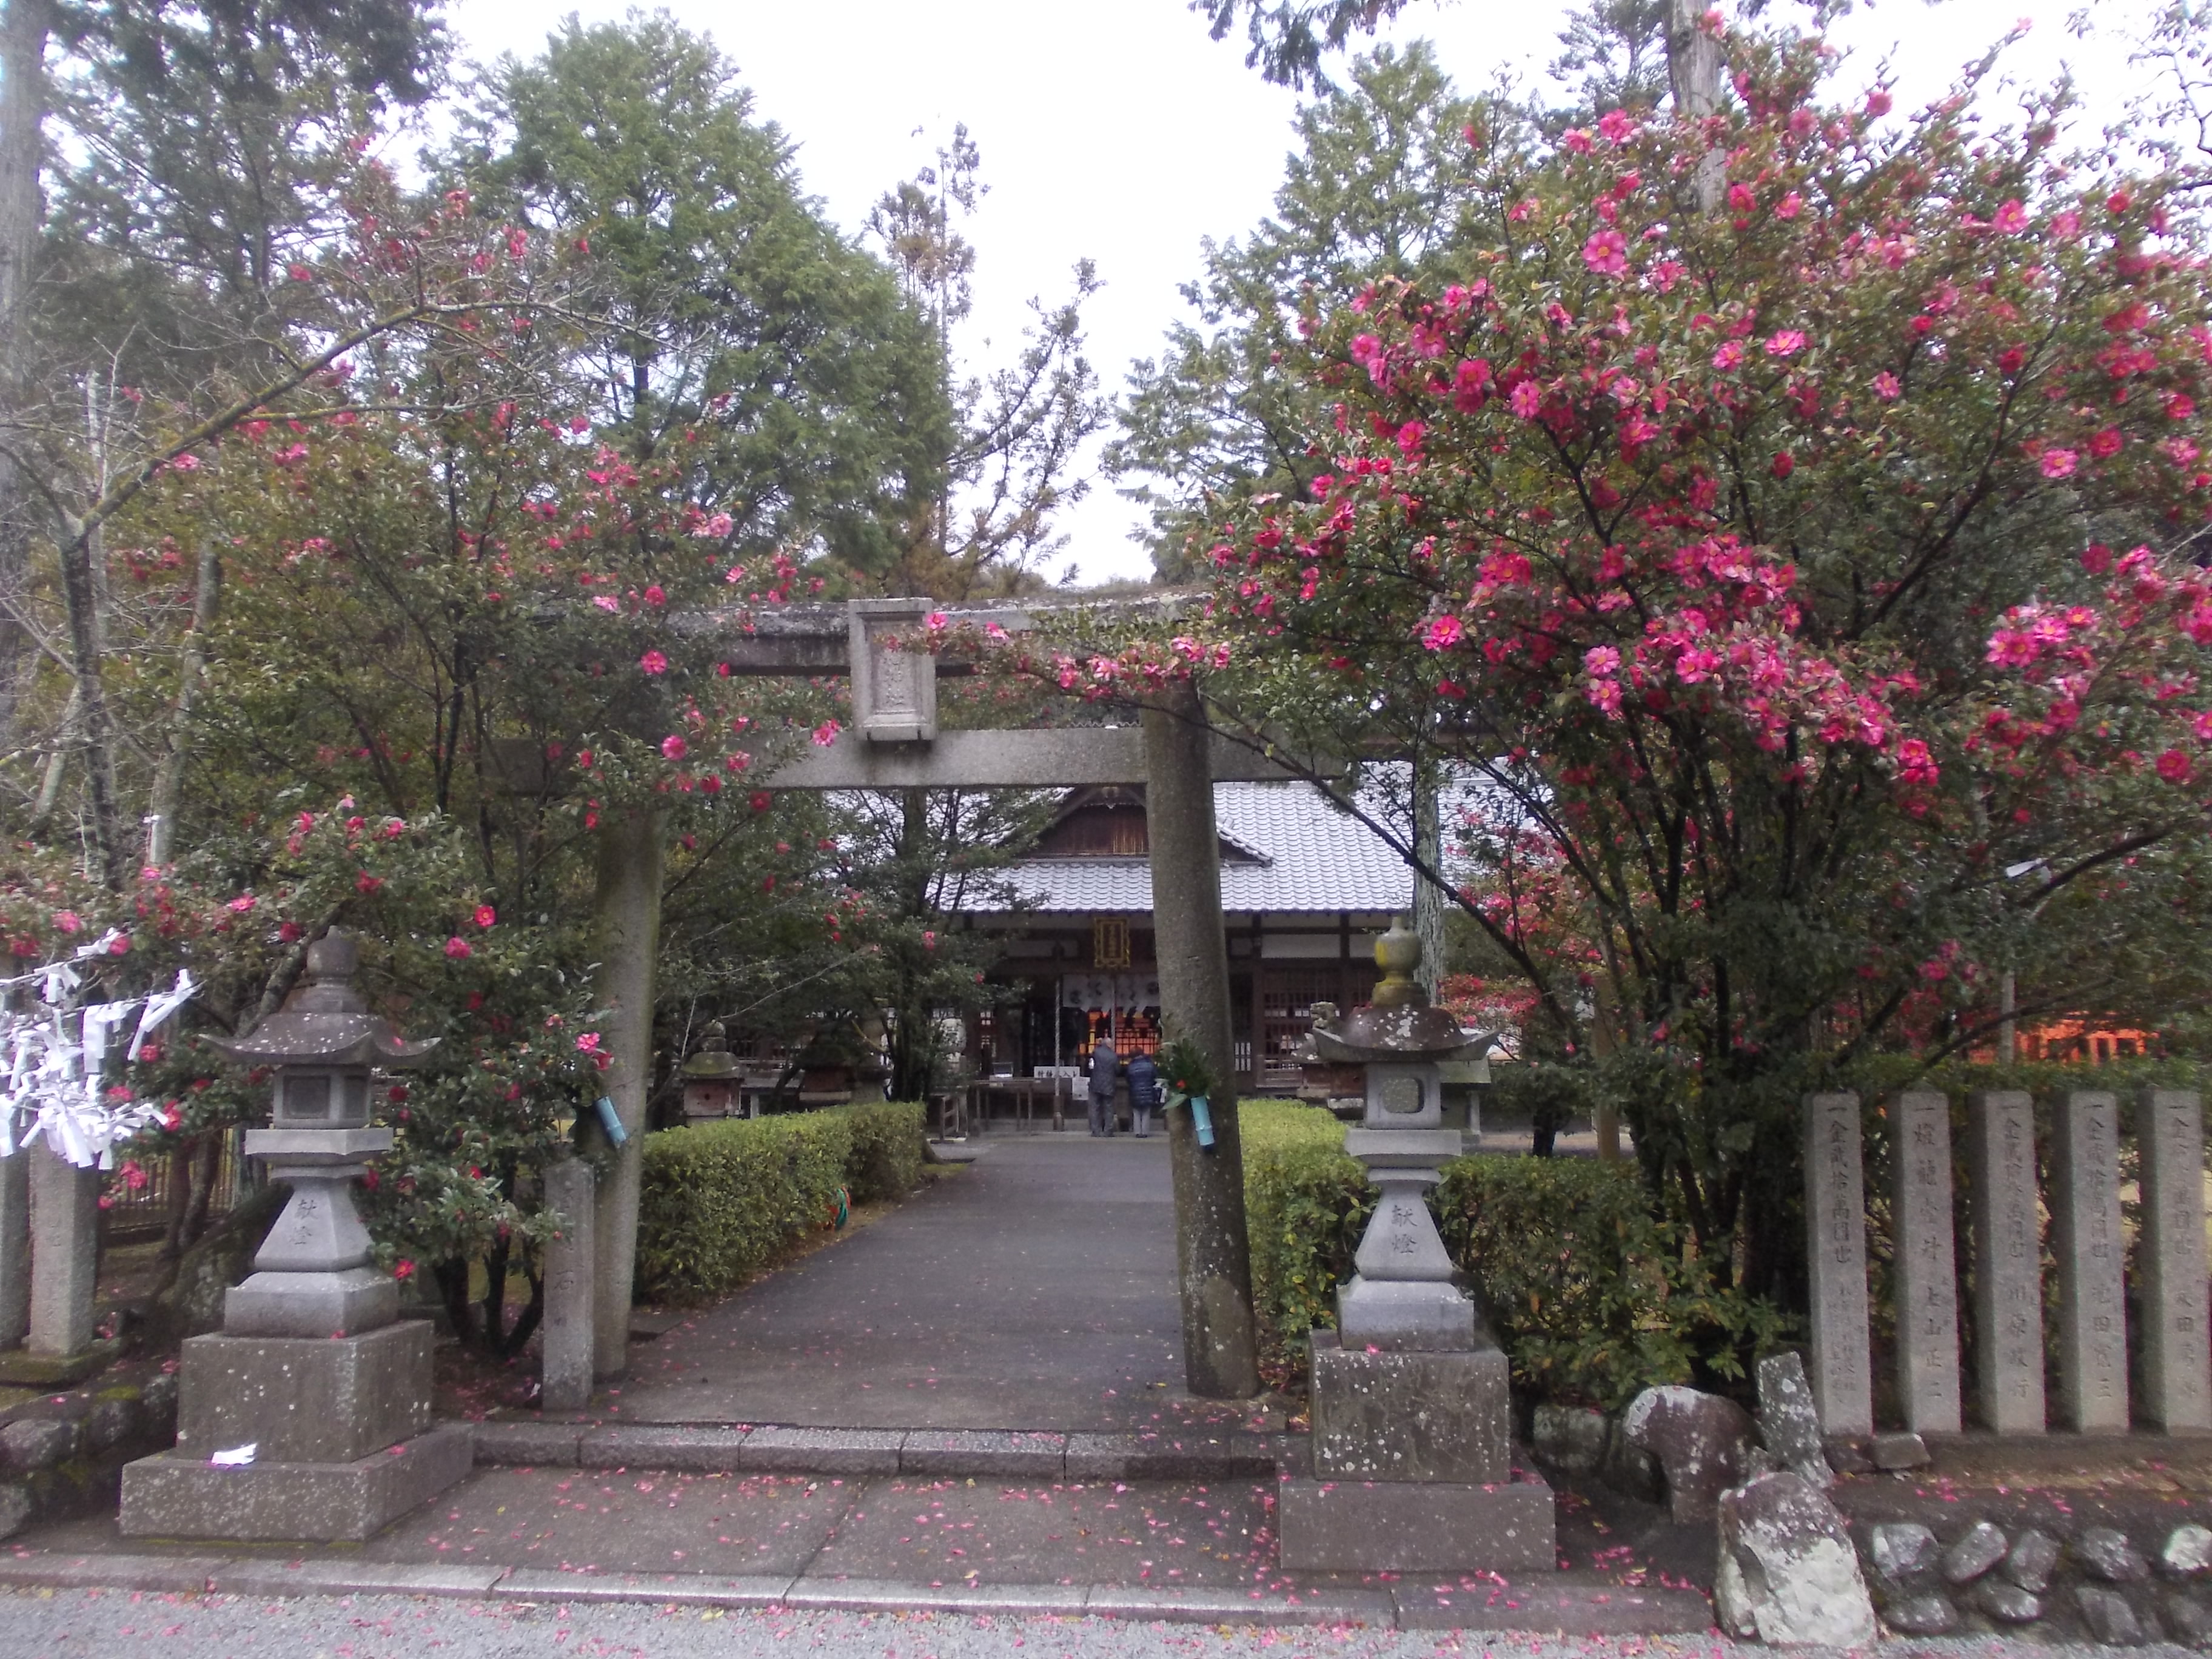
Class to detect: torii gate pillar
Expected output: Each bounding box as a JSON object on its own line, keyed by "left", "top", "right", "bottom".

{"left": 1143, "top": 682, "right": 1260, "bottom": 1397}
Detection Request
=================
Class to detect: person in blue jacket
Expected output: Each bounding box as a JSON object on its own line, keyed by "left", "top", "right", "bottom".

{"left": 1124, "top": 1048, "right": 1159, "bottom": 1139}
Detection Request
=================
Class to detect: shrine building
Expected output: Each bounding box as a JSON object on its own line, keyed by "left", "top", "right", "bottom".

{"left": 960, "top": 780, "right": 1413, "bottom": 1091}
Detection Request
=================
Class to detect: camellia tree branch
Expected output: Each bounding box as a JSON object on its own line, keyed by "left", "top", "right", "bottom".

{"left": 1020, "top": 22, "right": 2212, "bottom": 1312}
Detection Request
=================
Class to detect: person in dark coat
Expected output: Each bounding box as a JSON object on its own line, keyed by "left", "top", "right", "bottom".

{"left": 1087, "top": 1039, "right": 1119, "bottom": 1136}
{"left": 1125, "top": 1048, "right": 1159, "bottom": 1138}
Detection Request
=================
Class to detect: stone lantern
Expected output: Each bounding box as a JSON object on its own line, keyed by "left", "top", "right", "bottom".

{"left": 682, "top": 1019, "right": 742, "bottom": 1121}
{"left": 119, "top": 930, "right": 473, "bottom": 1542}
{"left": 1276, "top": 919, "right": 1557, "bottom": 1577}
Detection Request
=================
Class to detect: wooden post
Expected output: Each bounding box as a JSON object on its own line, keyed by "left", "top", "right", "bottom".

{"left": 1142, "top": 683, "right": 1259, "bottom": 1399}
{"left": 588, "top": 809, "right": 666, "bottom": 1381}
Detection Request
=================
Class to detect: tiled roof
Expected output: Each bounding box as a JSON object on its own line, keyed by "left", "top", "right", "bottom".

{"left": 977, "top": 781, "right": 1415, "bottom": 916}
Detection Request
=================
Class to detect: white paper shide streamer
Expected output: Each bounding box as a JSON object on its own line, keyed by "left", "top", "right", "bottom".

{"left": 0, "top": 930, "right": 196, "bottom": 1169}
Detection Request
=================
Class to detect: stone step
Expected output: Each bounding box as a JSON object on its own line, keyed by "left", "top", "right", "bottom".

{"left": 0, "top": 1550, "right": 1716, "bottom": 1633}
{"left": 467, "top": 1418, "right": 1285, "bottom": 1482}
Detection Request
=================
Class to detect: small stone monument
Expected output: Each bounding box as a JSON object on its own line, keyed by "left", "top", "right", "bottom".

{"left": 119, "top": 931, "right": 472, "bottom": 1540}
{"left": 680, "top": 1020, "right": 741, "bottom": 1122}
{"left": 1277, "top": 920, "right": 1553, "bottom": 1574}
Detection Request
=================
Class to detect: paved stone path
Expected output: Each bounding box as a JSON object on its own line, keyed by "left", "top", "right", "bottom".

{"left": 606, "top": 1135, "right": 1260, "bottom": 1434}
{"left": 0, "top": 1587, "right": 1775, "bottom": 1659}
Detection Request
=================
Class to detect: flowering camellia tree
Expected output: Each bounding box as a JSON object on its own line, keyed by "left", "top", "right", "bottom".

{"left": 1066, "top": 25, "right": 2212, "bottom": 1302}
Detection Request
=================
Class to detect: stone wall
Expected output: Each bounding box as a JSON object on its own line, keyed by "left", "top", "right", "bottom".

{"left": 0, "top": 1359, "right": 179, "bottom": 1538}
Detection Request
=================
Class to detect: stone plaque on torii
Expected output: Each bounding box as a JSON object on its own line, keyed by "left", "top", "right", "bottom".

{"left": 554, "top": 597, "right": 1298, "bottom": 1409}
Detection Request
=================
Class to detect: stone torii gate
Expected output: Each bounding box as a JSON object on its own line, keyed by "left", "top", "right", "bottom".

{"left": 548, "top": 598, "right": 1294, "bottom": 1409}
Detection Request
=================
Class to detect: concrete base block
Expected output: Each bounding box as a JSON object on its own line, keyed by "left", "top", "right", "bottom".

{"left": 1336, "top": 1276, "right": 1478, "bottom": 1350}
{"left": 118, "top": 1420, "right": 472, "bottom": 1542}
{"left": 1310, "top": 1330, "right": 1511, "bottom": 1483}
{"left": 223, "top": 1267, "right": 399, "bottom": 1338}
{"left": 175, "top": 1321, "right": 432, "bottom": 1465}
{"left": 1277, "top": 1467, "right": 1557, "bottom": 1574}
{"left": 0, "top": 1338, "right": 121, "bottom": 1388}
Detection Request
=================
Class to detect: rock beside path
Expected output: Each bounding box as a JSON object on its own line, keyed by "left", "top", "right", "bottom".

{"left": 1715, "top": 1470, "right": 1879, "bottom": 1647}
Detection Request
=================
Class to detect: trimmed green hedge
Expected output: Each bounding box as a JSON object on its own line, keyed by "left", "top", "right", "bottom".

{"left": 635, "top": 1101, "right": 927, "bottom": 1304}
{"left": 1238, "top": 1101, "right": 1789, "bottom": 1409}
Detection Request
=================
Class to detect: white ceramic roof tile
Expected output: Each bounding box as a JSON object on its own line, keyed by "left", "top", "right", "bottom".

{"left": 981, "top": 782, "right": 1414, "bottom": 916}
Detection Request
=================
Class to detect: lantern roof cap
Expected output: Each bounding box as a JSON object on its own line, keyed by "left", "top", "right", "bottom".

{"left": 207, "top": 930, "right": 439, "bottom": 1070}
{"left": 682, "top": 1019, "right": 741, "bottom": 1079}
{"left": 1307, "top": 919, "right": 1495, "bottom": 1062}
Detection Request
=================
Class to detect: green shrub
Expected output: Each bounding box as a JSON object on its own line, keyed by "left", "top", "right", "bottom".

{"left": 635, "top": 1102, "right": 928, "bottom": 1304}
{"left": 842, "top": 1099, "right": 927, "bottom": 1204}
{"left": 1237, "top": 1101, "right": 1791, "bottom": 1407}
{"left": 1435, "top": 1157, "right": 1792, "bottom": 1410}
{"left": 1239, "top": 1101, "right": 1369, "bottom": 1374}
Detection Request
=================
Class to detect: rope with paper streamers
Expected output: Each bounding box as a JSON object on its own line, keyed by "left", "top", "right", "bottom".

{"left": 0, "top": 930, "right": 196, "bottom": 1169}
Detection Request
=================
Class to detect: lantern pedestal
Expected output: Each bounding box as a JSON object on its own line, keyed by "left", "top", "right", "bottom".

{"left": 119, "top": 931, "right": 464, "bottom": 1543}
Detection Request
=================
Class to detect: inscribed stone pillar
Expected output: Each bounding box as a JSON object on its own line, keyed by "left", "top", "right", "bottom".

{"left": 1141, "top": 682, "right": 1259, "bottom": 1399}
{"left": 1802, "top": 1092, "right": 1872, "bottom": 1436}
{"left": 0, "top": 1150, "right": 25, "bottom": 1347}
{"left": 2053, "top": 1090, "right": 2129, "bottom": 1432}
{"left": 541, "top": 1156, "right": 595, "bottom": 1413}
{"left": 2137, "top": 1088, "right": 2211, "bottom": 1431}
{"left": 27, "top": 1139, "right": 99, "bottom": 1356}
{"left": 1891, "top": 1089, "right": 1962, "bottom": 1435}
{"left": 1966, "top": 1090, "right": 2045, "bottom": 1433}
{"left": 589, "top": 809, "right": 666, "bottom": 1381}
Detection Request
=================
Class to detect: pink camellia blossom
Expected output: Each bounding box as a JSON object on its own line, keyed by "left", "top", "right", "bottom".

{"left": 444, "top": 936, "right": 472, "bottom": 960}
{"left": 2040, "top": 447, "right": 2079, "bottom": 479}
{"left": 1873, "top": 371, "right": 1902, "bottom": 401}
{"left": 922, "top": 930, "right": 938, "bottom": 951}
{"left": 642, "top": 585, "right": 666, "bottom": 606}
{"left": 1561, "top": 127, "right": 1593, "bottom": 154}
{"left": 1584, "top": 645, "right": 1621, "bottom": 677}
{"left": 1712, "top": 340, "right": 1745, "bottom": 371}
{"left": 2172, "top": 395, "right": 2198, "bottom": 421}
{"left": 1421, "top": 615, "right": 1464, "bottom": 652}
{"left": 1897, "top": 738, "right": 1940, "bottom": 786}
{"left": 2089, "top": 427, "right": 2123, "bottom": 458}
{"left": 170, "top": 454, "right": 201, "bottom": 472}
{"left": 689, "top": 511, "right": 734, "bottom": 539}
{"left": 638, "top": 649, "right": 669, "bottom": 675}
{"left": 109, "top": 933, "right": 130, "bottom": 956}
{"left": 593, "top": 595, "right": 619, "bottom": 612}
{"left": 2157, "top": 748, "right": 2194, "bottom": 784}
{"left": 1581, "top": 229, "right": 1628, "bottom": 276}
{"left": 811, "top": 720, "right": 842, "bottom": 748}
{"left": 394, "top": 1259, "right": 415, "bottom": 1281}
{"left": 1596, "top": 108, "right": 1637, "bottom": 144}
{"left": 474, "top": 905, "right": 497, "bottom": 929}
{"left": 925, "top": 611, "right": 949, "bottom": 631}
{"left": 1510, "top": 380, "right": 1543, "bottom": 418}
{"left": 660, "top": 734, "right": 688, "bottom": 760}
{"left": 1771, "top": 451, "right": 1795, "bottom": 480}
{"left": 226, "top": 894, "right": 256, "bottom": 914}
{"left": 1992, "top": 199, "right": 2029, "bottom": 233}
{"left": 2082, "top": 542, "right": 2114, "bottom": 573}
{"left": 1765, "top": 329, "right": 1807, "bottom": 358}
{"left": 1776, "top": 192, "right": 1803, "bottom": 220}
{"left": 53, "top": 910, "right": 81, "bottom": 934}
{"left": 575, "top": 1032, "right": 602, "bottom": 1054}
{"left": 1728, "top": 183, "right": 1755, "bottom": 213}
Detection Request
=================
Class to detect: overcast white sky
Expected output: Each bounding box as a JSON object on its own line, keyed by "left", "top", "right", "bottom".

{"left": 445, "top": 0, "right": 2165, "bottom": 585}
